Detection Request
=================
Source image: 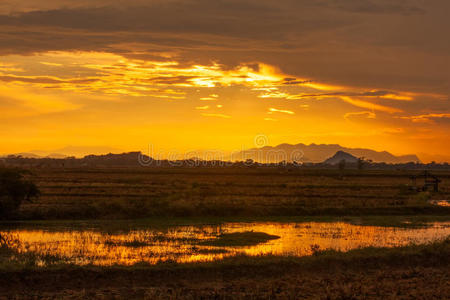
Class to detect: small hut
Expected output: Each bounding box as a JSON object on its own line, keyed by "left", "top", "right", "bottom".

{"left": 410, "top": 171, "right": 441, "bottom": 192}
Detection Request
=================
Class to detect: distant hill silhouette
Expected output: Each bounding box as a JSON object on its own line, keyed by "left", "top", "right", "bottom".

{"left": 45, "top": 153, "right": 68, "bottom": 159}
{"left": 1, "top": 151, "right": 448, "bottom": 170}
{"left": 232, "top": 143, "right": 420, "bottom": 164}
{"left": 9, "top": 152, "right": 42, "bottom": 159}
{"left": 323, "top": 151, "right": 358, "bottom": 165}
{"left": 83, "top": 152, "right": 146, "bottom": 166}
{"left": 8, "top": 146, "right": 123, "bottom": 158}
{"left": 4, "top": 152, "right": 68, "bottom": 159}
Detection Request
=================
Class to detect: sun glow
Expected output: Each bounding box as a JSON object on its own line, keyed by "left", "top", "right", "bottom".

{"left": 0, "top": 50, "right": 448, "bottom": 160}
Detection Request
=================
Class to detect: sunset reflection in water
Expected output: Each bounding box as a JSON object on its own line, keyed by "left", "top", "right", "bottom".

{"left": 2, "top": 222, "right": 449, "bottom": 266}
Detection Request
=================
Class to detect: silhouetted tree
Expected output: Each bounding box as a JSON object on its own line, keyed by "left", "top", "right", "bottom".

{"left": 0, "top": 168, "right": 40, "bottom": 218}
{"left": 245, "top": 159, "right": 254, "bottom": 166}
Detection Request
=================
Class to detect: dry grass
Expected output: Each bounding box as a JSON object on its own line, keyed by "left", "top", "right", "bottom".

{"left": 16, "top": 167, "right": 450, "bottom": 219}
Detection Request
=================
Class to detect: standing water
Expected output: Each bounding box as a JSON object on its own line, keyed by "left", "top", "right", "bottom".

{"left": 1, "top": 222, "right": 449, "bottom": 266}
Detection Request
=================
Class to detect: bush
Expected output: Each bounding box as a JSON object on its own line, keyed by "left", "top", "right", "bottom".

{"left": 0, "top": 168, "right": 40, "bottom": 218}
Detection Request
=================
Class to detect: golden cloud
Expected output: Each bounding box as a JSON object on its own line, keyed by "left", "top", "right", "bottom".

{"left": 201, "top": 113, "right": 231, "bottom": 119}
{"left": 399, "top": 113, "right": 450, "bottom": 123}
{"left": 268, "top": 108, "right": 295, "bottom": 115}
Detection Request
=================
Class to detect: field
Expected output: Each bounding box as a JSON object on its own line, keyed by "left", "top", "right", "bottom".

{"left": 2, "top": 167, "right": 450, "bottom": 299}
{"left": 18, "top": 167, "right": 450, "bottom": 219}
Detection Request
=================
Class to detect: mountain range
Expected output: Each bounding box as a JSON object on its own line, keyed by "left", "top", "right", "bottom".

{"left": 231, "top": 143, "right": 420, "bottom": 164}
{"left": 2, "top": 143, "right": 421, "bottom": 164}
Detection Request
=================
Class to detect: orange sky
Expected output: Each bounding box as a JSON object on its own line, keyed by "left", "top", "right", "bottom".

{"left": 0, "top": 1, "right": 449, "bottom": 162}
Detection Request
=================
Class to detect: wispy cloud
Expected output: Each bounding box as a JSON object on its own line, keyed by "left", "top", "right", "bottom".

{"left": 258, "top": 89, "right": 414, "bottom": 101}
{"left": 344, "top": 111, "right": 376, "bottom": 120}
{"left": 201, "top": 113, "right": 231, "bottom": 119}
{"left": 200, "top": 94, "right": 219, "bottom": 101}
{"left": 399, "top": 113, "right": 450, "bottom": 123}
{"left": 195, "top": 105, "right": 209, "bottom": 110}
{"left": 382, "top": 127, "right": 405, "bottom": 134}
{"left": 340, "top": 97, "right": 402, "bottom": 113}
{"left": 268, "top": 107, "right": 295, "bottom": 115}
{"left": 40, "top": 62, "right": 63, "bottom": 67}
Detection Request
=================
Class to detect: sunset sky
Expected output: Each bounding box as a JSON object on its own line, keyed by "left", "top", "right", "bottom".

{"left": 0, "top": 0, "right": 449, "bottom": 162}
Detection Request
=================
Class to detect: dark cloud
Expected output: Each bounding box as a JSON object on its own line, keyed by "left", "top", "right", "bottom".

{"left": 0, "top": 75, "right": 62, "bottom": 84}
{"left": 0, "top": 75, "right": 99, "bottom": 84}
{"left": 0, "top": 3, "right": 315, "bottom": 37}
{"left": 313, "top": 0, "right": 425, "bottom": 15}
{"left": 360, "top": 91, "right": 396, "bottom": 97}
{"left": 147, "top": 76, "right": 198, "bottom": 85}
{"left": 290, "top": 90, "right": 406, "bottom": 99}
{"left": 0, "top": 0, "right": 447, "bottom": 94}
{"left": 283, "top": 78, "right": 313, "bottom": 85}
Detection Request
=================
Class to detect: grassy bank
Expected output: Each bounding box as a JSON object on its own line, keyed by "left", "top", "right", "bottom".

{"left": 0, "top": 238, "right": 449, "bottom": 298}
{"left": 3, "top": 215, "right": 450, "bottom": 233}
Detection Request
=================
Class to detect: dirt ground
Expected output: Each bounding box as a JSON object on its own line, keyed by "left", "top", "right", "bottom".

{"left": 1, "top": 259, "right": 449, "bottom": 299}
